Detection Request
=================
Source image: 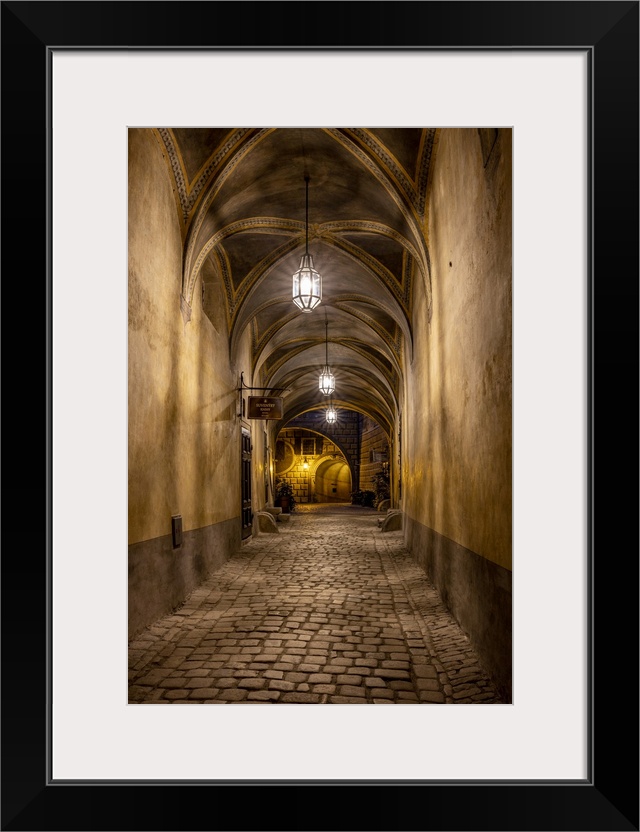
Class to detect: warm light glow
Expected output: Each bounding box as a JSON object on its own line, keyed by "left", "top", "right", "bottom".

{"left": 326, "top": 404, "right": 338, "bottom": 424}
{"left": 292, "top": 254, "right": 322, "bottom": 312}
{"left": 319, "top": 316, "right": 335, "bottom": 393}
{"left": 319, "top": 367, "right": 335, "bottom": 396}
{"left": 302, "top": 458, "right": 309, "bottom": 470}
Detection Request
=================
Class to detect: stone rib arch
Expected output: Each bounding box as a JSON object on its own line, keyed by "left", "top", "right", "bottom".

{"left": 251, "top": 309, "right": 404, "bottom": 387}
{"left": 184, "top": 217, "right": 302, "bottom": 317}
{"left": 344, "top": 127, "right": 437, "bottom": 216}
{"left": 323, "top": 129, "right": 431, "bottom": 271}
{"left": 154, "top": 128, "right": 258, "bottom": 233}
{"left": 260, "top": 342, "right": 400, "bottom": 429}
{"left": 324, "top": 128, "right": 434, "bottom": 319}
{"left": 228, "top": 239, "right": 413, "bottom": 362}
{"left": 278, "top": 400, "right": 393, "bottom": 446}
{"left": 181, "top": 128, "right": 277, "bottom": 283}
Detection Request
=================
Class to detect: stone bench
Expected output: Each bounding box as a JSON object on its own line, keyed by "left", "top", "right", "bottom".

{"left": 379, "top": 509, "right": 403, "bottom": 532}
{"left": 255, "top": 511, "right": 279, "bottom": 534}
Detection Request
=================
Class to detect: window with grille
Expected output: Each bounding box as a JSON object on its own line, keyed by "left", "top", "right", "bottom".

{"left": 302, "top": 438, "right": 316, "bottom": 456}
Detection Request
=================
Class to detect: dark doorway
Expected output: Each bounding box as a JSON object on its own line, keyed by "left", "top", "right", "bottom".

{"left": 241, "top": 429, "right": 252, "bottom": 539}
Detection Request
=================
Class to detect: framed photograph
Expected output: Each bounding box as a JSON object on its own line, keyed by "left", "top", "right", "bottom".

{"left": 3, "top": 1, "right": 637, "bottom": 830}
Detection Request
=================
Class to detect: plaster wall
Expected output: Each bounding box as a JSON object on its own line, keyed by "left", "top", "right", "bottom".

{"left": 234, "top": 333, "right": 270, "bottom": 516}
{"left": 402, "top": 128, "right": 512, "bottom": 698}
{"left": 404, "top": 128, "right": 512, "bottom": 569}
{"left": 252, "top": 421, "right": 270, "bottom": 511}
{"left": 128, "top": 128, "right": 241, "bottom": 634}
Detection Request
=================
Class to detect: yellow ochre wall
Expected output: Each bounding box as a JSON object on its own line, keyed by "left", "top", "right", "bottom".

{"left": 404, "top": 128, "right": 512, "bottom": 568}
{"left": 128, "top": 129, "right": 242, "bottom": 636}
{"left": 402, "top": 128, "right": 512, "bottom": 700}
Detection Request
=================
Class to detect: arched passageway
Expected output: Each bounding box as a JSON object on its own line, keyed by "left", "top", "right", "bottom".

{"left": 128, "top": 126, "right": 513, "bottom": 702}
{"left": 312, "top": 458, "right": 352, "bottom": 503}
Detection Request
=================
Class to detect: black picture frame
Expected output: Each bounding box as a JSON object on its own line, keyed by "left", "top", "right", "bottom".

{"left": 2, "top": 2, "right": 638, "bottom": 830}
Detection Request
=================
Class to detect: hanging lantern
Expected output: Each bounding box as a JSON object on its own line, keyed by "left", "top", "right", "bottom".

{"left": 326, "top": 398, "right": 338, "bottom": 424}
{"left": 292, "top": 175, "right": 322, "bottom": 312}
{"left": 319, "top": 317, "right": 335, "bottom": 395}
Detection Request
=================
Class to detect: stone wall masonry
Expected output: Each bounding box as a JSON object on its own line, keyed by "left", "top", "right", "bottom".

{"left": 275, "top": 430, "right": 314, "bottom": 502}
{"left": 286, "top": 411, "right": 361, "bottom": 478}
{"left": 275, "top": 427, "right": 356, "bottom": 503}
{"left": 289, "top": 462, "right": 311, "bottom": 502}
{"left": 359, "top": 423, "right": 389, "bottom": 492}
{"left": 281, "top": 413, "right": 393, "bottom": 499}
{"left": 321, "top": 439, "right": 340, "bottom": 456}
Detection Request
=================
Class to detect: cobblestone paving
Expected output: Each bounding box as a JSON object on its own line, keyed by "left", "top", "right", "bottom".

{"left": 129, "top": 504, "right": 505, "bottom": 704}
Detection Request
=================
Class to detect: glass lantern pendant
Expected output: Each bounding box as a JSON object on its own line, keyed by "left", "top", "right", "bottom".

{"left": 319, "top": 367, "right": 335, "bottom": 396}
{"left": 319, "top": 318, "right": 335, "bottom": 396}
{"left": 292, "top": 175, "right": 322, "bottom": 313}
{"left": 326, "top": 400, "right": 338, "bottom": 424}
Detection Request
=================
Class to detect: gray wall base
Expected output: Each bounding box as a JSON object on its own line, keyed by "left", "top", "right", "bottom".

{"left": 405, "top": 515, "right": 512, "bottom": 703}
{"left": 128, "top": 517, "right": 240, "bottom": 639}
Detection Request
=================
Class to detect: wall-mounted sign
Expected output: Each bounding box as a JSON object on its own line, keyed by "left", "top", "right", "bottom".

{"left": 248, "top": 396, "right": 283, "bottom": 420}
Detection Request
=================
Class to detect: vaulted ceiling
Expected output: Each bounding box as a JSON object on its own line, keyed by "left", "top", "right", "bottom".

{"left": 156, "top": 127, "right": 438, "bottom": 436}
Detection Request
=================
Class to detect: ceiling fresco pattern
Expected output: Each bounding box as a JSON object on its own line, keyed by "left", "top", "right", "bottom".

{"left": 154, "top": 127, "right": 439, "bottom": 436}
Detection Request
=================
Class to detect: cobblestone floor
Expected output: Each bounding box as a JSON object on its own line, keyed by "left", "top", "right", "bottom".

{"left": 129, "top": 504, "right": 505, "bottom": 704}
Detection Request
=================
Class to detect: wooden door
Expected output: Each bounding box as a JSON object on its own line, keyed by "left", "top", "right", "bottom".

{"left": 241, "top": 429, "right": 252, "bottom": 539}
